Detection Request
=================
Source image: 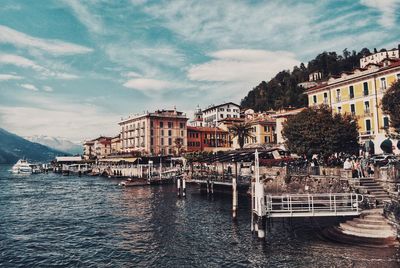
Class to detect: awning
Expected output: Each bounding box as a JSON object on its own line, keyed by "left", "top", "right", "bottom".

{"left": 98, "top": 157, "right": 138, "bottom": 163}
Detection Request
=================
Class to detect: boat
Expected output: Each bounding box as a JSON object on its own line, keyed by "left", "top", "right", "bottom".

{"left": 118, "top": 178, "right": 150, "bottom": 187}
{"left": 11, "top": 159, "right": 33, "bottom": 174}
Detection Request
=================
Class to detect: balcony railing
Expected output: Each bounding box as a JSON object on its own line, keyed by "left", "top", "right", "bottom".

{"left": 359, "top": 130, "right": 374, "bottom": 137}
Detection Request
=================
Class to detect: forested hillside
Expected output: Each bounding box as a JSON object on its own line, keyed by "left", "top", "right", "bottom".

{"left": 240, "top": 47, "right": 376, "bottom": 111}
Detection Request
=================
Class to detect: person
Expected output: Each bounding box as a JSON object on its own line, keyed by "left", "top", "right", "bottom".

{"left": 367, "top": 163, "right": 374, "bottom": 177}
{"left": 343, "top": 158, "right": 352, "bottom": 170}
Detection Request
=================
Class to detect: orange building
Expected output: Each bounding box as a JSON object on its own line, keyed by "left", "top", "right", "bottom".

{"left": 187, "top": 126, "right": 230, "bottom": 152}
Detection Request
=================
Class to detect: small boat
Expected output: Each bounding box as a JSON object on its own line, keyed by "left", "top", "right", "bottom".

{"left": 11, "top": 159, "right": 33, "bottom": 174}
{"left": 119, "top": 178, "right": 150, "bottom": 187}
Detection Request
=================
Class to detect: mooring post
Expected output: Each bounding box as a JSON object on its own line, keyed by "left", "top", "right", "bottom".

{"left": 211, "top": 181, "right": 214, "bottom": 194}
{"left": 232, "top": 174, "right": 238, "bottom": 220}
{"left": 177, "top": 177, "right": 181, "bottom": 198}
{"left": 206, "top": 179, "right": 210, "bottom": 194}
{"left": 251, "top": 178, "right": 255, "bottom": 233}
{"left": 182, "top": 177, "right": 186, "bottom": 198}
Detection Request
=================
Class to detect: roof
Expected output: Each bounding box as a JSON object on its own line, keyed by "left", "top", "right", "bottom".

{"left": 56, "top": 156, "right": 83, "bottom": 162}
{"left": 271, "top": 108, "right": 305, "bottom": 118}
{"left": 203, "top": 102, "right": 240, "bottom": 113}
{"left": 187, "top": 126, "right": 228, "bottom": 133}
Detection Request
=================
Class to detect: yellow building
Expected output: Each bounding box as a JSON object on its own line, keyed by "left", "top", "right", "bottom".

{"left": 306, "top": 54, "right": 400, "bottom": 154}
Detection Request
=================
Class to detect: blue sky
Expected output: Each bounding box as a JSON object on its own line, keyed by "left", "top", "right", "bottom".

{"left": 0, "top": 0, "right": 399, "bottom": 141}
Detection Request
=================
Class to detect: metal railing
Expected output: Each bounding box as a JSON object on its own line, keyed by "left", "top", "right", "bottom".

{"left": 263, "top": 193, "right": 363, "bottom": 218}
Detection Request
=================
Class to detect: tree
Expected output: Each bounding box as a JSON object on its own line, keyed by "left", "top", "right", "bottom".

{"left": 174, "top": 137, "right": 184, "bottom": 156}
{"left": 282, "top": 106, "right": 359, "bottom": 158}
{"left": 381, "top": 80, "right": 400, "bottom": 135}
{"left": 228, "top": 123, "right": 254, "bottom": 149}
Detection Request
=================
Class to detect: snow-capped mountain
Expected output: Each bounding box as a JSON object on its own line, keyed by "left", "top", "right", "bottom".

{"left": 25, "top": 135, "right": 83, "bottom": 155}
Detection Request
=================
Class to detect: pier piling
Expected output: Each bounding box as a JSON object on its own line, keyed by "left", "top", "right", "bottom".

{"left": 182, "top": 178, "right": 186, "bottom": 198}
{"left": 177, "top": 178, "right": 181, "bottom": 197}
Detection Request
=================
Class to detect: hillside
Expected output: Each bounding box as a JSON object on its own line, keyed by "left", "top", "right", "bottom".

{"left": 240, "top": 47, "right": 374, "bottom": 111}
{"left": 25, "top": 135, "right": 82, "bottom": 155}
{"left": 0, "top": 128, "right": 67, "bottom": 164}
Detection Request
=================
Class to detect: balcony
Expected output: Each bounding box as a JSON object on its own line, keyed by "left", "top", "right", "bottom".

{"left": 364, "top": 109, "right": 371, "bottom": 117}
{"left": 359, "top": 130, "right": 374, "bottom": 138}
{"left": 336, "top": 96, "right": 341, "bottom": 102}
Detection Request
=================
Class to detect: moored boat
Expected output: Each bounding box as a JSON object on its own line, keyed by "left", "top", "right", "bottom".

{"left": 11, "top": 159, "right": 33, "bottom": 174}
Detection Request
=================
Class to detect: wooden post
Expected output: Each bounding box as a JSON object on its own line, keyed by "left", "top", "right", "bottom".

{"left": 211, "top": 181, "right": 214, "bottom": 194}
{"left": 177, "top": 178, "right": 181, "bottom": 197}
{"left": 206, "top": 179, "right": 210, "bottom": 194}
{"left": 182, "top": 177, "right": 186, "bottom": 198}
{"left": 232, "top": 170, "right": 238, "bottom": 220}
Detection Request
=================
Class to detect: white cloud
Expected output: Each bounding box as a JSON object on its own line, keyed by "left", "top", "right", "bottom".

{"left": 63, "top": 0, "right": 104, "bottom": 34}
{"left": 0, "top": 96, "right": 120, "bottom": 141}
{"left": 43, "top": 86, "right": 53, "bottom": 92}
{"left": 360, "top": 0, "right": 399, "bottom": 28}
{"left": 0, "top": 74, "right": 23, "bottom": 81}
{"left": 20, "top": 83, "right": 39, "bottom": 91}
{"left": 188, "top": 49, "right": 300, "bottom": 83}
{"left": 124, "top": 71, "right": 142, "bottom": 78}
{"left": 0, "top": 25, "right": 93, "bottom": 55}
{"left": 0, "top": 54, "right": 79, "bottom": 80}
{"left": 123, "top": 78, "right": 181, "bottom": 92}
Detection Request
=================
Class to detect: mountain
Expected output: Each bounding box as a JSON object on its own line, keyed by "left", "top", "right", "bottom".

{"left": 25, "top": 135, "right": 83, "bottom": 155}
{"left": 241, "top": 47, "right": 373, "bottom": 111}
{"left": 0, "top": 128, "right": 67, "bottom": 164}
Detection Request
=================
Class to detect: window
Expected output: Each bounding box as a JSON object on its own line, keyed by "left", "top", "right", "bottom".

{"left": 150, "top": 121, "right": 153, "bottom": 128}
{"left": 264, "top": 126, "right": 269, "bottom": 132}
{"left": 160, "top": 122, "right": 164, "bottom": 128}
{"left": 220, "top": 114, "right": 224, "bottom": 118}
{"left": 350, "top": 104, "right": 355, "bottom": 116}
{"left": 337, "top": 106, "right": 342, "bottom": 114}
{"left": 349, "top": 86, "right": 354, "bottom": 99}
{"left": 363, "top": 82, "right": 369, "bottom": 96}
{"left": 168, "top": 130, "right": 172, "bottom": 136}
{"left": 150, "top": 138, "right": 153, "bottom": 145}
{"left": 219, "top": 108, "right": 224, "bottom": 111}
{"left": 227, "top": 109, "right": 231, "bottom": 112}
{"left": 161, "top": 138, "right": 164, "bottom": 145}
{"left": 264, "top": 136, "right": 270, "bottom": 143}
{"left": 336, "top": 89, "right": 341, "bottom": 102}
{"left": 397, "top": 73, "right": 400, "bottom": 80}
{"left": 380, "top": 77, "right": 387, "bottom": 89}
{"left": 168, "top": 122, "right": 173, "bottom": 128}
{"left": 313, "top": 95, "right": 317, "bottom": 104}
{"left": 161, "top": 130, "right": 164, "bottom": 136}
{"left": 365, "top": 119, "right": 371, "bottom": 132}
{"left": 364, "top": 101, "right": 370, "bottom": 114}
{"left": 383, "top": 117, "right": 389, "bottom": 128}
{"left": 150, "top": 129, "right": 154, "bottom": 136}
{"left": 168, "top": 138, "right": 172, "bottom": 146}
{"left": 323, "top": 92, "right": 328, "bottom": 104}
{"left": 227, "top": 114, "right": 231, "bottom": 118}
{"left": 180, "top": 123, "right": 184, "bottom": 129}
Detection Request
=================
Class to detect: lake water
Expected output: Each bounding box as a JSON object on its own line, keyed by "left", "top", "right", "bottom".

{"left": 0, "top": 164, "right": 399, "bottom": 267}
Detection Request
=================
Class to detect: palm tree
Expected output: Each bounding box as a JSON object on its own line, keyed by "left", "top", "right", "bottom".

{"left": 228, "top": 122, "right": 254, "bottom": 149}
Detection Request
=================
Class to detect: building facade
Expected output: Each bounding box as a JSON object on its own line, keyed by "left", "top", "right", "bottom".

{"left": 306, "top": 53, "right": 400, "bottom": 154}
{"left": 119, "top": 109, "right": 188, "bottom": 156}
{"left": 187, "top": 126, "right": 230, "bottom": 152}
{"left": 83, "top": 140, "right": 95, "bottom": 160}
{"left": 111, "top": 134, "right": 121, "bottom": 154}
{"left": 202, "top": 102, "right": 241, "bottom": 127}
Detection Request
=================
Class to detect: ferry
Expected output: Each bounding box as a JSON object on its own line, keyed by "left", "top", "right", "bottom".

{"left": 11, "top": 159, "right": 33, "bottom": 174}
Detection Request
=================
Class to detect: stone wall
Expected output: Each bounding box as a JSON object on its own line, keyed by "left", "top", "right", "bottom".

{"left": 262, "top": 166, "right": 351, "bottom": 194}
{"left": 384, "top": 199, "right": 400, "bottom": 238}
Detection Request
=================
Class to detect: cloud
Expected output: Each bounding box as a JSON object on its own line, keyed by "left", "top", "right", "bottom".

{"left": 123, "top": 78, "right": 181, "bottom": 92}
{"left": 188, "top": 49, "right": 300, "bottom": 83}
{"left": 123, "top": 71, "right": 142, "bottom": 78}
{"left": 0, "top": 54, "right": 79, "bottom": 80}
{"left": 63, "top": 0, "right": 104, "bottom": 34}
{"left": 0, "top": 74, "right": 23, "bottom": 81}
{"left": 360, "top": 0, "right": 399, "bottom": 28}
{"left": 20, "top": 83, "right": 39, "bottom": 91}
{"left": 0, "top": 98, "right": 120, "bottom": 141}
{"left": 0, "top": 25, "right": 93, "bottom": 55}
{"left": 43, "top": 86, "right": 53, "bottom": 92}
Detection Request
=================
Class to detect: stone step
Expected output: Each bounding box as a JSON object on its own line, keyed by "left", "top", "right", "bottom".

{"left": 361, "top": 183, "right": 380, "bottom": 187}
{"left": 353, "top": 218, "right": 388, "bottom": 225}
{"left": 345, "top": 220, "right": 393, "bottom": 230}
{"left": 339, "top": 223, "right": 396, "bottom": 238}
{"left": 322, "top": 227, "right": 399, "bottom": 247}
{"left": 362, "top": 214, "right": 386, "bottom": 220}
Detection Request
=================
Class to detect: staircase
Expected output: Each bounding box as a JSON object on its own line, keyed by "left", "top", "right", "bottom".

{"left": 323, "top": 209, "right": 399, "bottom": 247}
{"left": 358, "top": 177, "right": 391, "bottom": 207}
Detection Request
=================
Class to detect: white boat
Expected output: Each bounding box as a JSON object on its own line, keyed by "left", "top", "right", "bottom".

{"left": 11, "top": 159, "right": 33, "bottom": 174}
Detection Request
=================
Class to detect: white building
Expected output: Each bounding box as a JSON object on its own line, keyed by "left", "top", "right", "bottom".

{"left": 202, "top": 102, "right": 241, "bottom": 127}
{"left": 360, "top": 46, "right": 399, "bottom": 68}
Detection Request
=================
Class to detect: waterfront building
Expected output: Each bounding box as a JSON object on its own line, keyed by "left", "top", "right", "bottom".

{"left": 306, "top": 47, "right": 400, "bottom": 154}
{"left": 119, "top": 108, "right": 188, "bottom": 156}
{"left": 218, "top": 117, "right": 245, "bottom": 149}
{"left": 83, "top": 140, "right": 95, "bottom": 160}
{"left": 202, "top": 102, "right": 240, "bottom": 127}
{"left": 271, "top": 108, "right": 305, "bottom": 147}
{"left": 187, "top": 126, "right": 230, "bottom": 152}
{"left": 111, "top": 134, "right": 121, "bottom": 154}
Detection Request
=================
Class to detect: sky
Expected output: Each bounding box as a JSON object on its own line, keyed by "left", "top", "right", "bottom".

{"left": 0, "top": 0, "right": 399, "bottom": 142}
